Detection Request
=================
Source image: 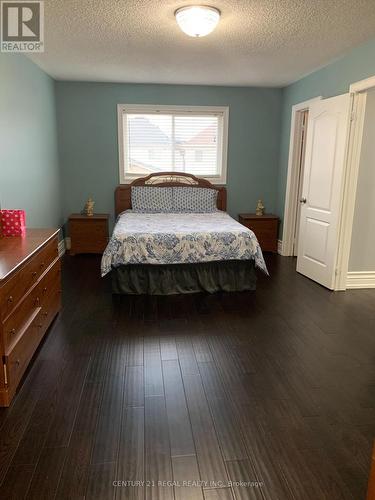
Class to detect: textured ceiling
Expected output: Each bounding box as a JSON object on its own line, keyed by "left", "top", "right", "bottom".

{"left": 28, "top": 0, "right": 375, "bottom": 86}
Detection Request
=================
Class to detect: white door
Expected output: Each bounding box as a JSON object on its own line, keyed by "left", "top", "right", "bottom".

{"left": 296, "top": 94, "right": 351, "bottom": 289}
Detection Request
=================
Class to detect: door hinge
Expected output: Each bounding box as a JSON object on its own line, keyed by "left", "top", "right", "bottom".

{"left": 350, "top": 112, "right": 356, "bottom": 122}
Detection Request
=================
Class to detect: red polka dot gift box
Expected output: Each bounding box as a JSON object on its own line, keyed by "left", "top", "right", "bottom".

{"left": 0, "top": 210, "right": 26, "bottom": 237}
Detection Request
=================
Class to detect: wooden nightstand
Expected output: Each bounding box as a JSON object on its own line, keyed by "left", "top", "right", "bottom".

{"left": 239, "top": 213, "right": 279, "bottom": 253}
{"left": 68, "top": 214, "right": 109, "bottom": 255}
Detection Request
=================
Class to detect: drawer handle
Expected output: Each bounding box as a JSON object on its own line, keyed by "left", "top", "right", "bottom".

{"left": 40, "top": 262, "right": 45, "bottom": 269}
{"left": 15, "top": 359, "right": 20, "bottom": 367}
{"left": 43, "top": 312, "right": 48, "bottom": 317}
{"left": 7, "top": 296, "right": 13, "bottom": 304}
{"left": 35, "top": 297, "right": 40, "bottom": 306}
{"left": 32, "top": 271, "right": 37, "bottom": 278}
{"left": 10, "top": 328, "right": 16, "bottom": 336}
{"left": 43, "top": 287, "right": 47, "bottom": 293}
{"left": 37, "top": 323, "right": 43, "bottom": 328}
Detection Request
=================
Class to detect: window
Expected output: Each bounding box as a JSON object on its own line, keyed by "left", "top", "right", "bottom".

{"left": 118, "top": 104, "right": 229, "bottom": 184}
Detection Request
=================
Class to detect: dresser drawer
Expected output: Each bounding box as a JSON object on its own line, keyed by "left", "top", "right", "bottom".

{"left": 4, "top": 288, "right": 61, "bottom": 392}
{"left": 251, "top": 226, "right": 277, "bottom": 241}
{"left": 2, "top": 260, "right": 61, "bottom": 353}
{"left": 39, "top": 288, "right": 61, "bottom": 332}
{"left": 239, "top": 215, "right": 279, "bottom": 253}
{"left": 256, "top": 235, "right": 278, "bottom": 253}
{"left": 70, "top": 219, "right": 107, "bottom": 236}
{"left": 35, "top": 259, "right": 61, "bottom": 305}
{"left": 0, "top": 236, "right": 58, "bottom": 320}
{"left": 5, "top": 311, "right": 44, "bottom": 391}
{"left": 69, "top": 215, "right": 109, "bottom": 255}
{"left": 242, "top": 219, "right": 277, "bottom": 232}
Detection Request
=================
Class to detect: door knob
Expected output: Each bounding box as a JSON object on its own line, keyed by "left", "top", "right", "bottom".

{"left": 300, "top": 197, "right": 307, "bottom": 204}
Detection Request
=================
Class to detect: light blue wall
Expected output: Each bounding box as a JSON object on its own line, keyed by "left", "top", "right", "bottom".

{"left": 277, "top": 38, "right": 375, "bottom": 232}
{"left": 0, "top": 54, "right": 62, "bottom": 228}
{"left": 55, "top": 82, "right": 282, "bottom": 227}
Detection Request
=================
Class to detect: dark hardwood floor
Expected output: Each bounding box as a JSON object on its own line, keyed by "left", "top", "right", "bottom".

{"left": 0, "top": 254, "right": 374, "bottom": 499}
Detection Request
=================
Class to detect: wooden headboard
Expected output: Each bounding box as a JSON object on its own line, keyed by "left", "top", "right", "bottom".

{"left": 115, "top": 172, "right": 227, "bottom": 216}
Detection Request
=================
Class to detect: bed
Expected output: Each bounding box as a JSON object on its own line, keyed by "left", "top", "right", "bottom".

{"left": 101, "top": 172, "right": 267, "bottom": 294}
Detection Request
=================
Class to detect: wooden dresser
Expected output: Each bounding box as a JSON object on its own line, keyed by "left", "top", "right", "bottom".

{"left": 0, "top": 229, "right": 61, "bottom": 406}
{"left": 69, "top": 213, "right": 109, "bottom": 255}
{"left": 239, "top": 213, "right": 279, "bottom": 253}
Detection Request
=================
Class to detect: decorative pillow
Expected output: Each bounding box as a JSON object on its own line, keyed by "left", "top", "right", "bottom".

{"left": 173, "top": 187, "right": 218, "bottom": 213}
{"left": 131, "top": 186, "right": 173, "bottom": 212}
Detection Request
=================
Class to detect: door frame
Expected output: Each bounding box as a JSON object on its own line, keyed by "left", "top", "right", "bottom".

{"left": 334, "top": 75, "right": 375, "bottom": 290}
{"left": 281, "top": 97, "right": 322, "bottom": 256}
{"left": 282, "top": 77, "right": 375, "bottom": 290}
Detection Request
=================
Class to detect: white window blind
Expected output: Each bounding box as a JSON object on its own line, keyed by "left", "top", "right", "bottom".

{"left": 118, "top": 105, "right": 228, "bottom": 184}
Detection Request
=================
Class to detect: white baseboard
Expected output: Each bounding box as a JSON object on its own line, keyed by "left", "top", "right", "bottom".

{"left": 277, "top": 239, "right": 283, "bottom": 255}
{"left": 346, "top": 271, "right": 375, "bottom": 289}
{"left": 65, "top": 237, "right": 71, "bottom": 250}
{"left": 58, "top": 239, "right": 66, "bottom": 257}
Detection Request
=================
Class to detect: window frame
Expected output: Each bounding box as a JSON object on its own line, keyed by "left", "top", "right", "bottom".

{"left": 117, "top": 104, "right": 229, "bottom": 184}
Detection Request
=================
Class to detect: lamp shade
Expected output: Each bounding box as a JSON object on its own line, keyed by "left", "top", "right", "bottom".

{"left": 175, "top": 6, "right": 220, "bottom": 37}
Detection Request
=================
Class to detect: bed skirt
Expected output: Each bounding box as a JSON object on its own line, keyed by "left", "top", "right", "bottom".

{"left": 111, "top": 260, "right": 257, "bottom": 295}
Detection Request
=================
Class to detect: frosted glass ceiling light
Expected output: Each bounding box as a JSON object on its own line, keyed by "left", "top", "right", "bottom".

{"left": 175, "top": 6, "right": 221, "bottom": 37}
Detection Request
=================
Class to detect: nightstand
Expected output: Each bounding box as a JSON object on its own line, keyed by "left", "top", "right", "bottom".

{"left": 68, "top": 214, "right": 109, "bottom": 255}
{"left": 239, "top": 213, "right": 279, "bottom": 253}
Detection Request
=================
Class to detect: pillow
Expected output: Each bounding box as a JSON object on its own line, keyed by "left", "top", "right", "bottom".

{"left": 173, "top": 187, "right": 218, "bottom": 213}
{"left": 131, "top": 186, "right": 173, "bottom": 213}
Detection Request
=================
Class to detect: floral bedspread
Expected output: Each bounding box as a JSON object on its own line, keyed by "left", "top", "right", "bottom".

{"left": 101, "top": 211, "right": 268, "bottom": 276}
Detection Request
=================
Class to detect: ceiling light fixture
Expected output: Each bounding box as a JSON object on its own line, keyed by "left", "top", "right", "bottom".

{"left": 175, "top": 5, "right": 221, "bottom": 37}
